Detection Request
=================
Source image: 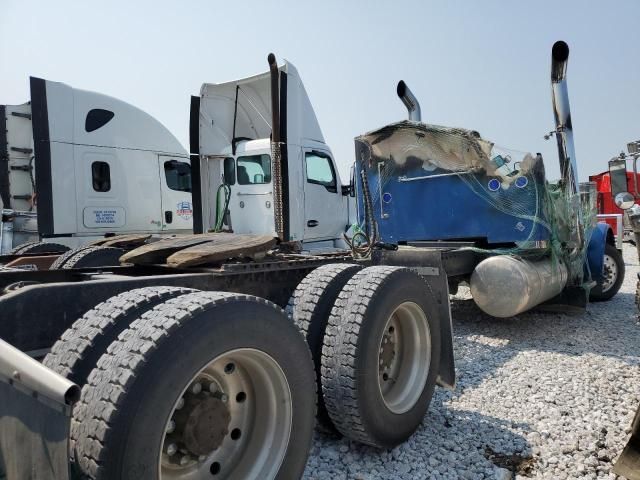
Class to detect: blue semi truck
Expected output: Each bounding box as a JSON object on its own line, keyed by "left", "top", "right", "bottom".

{"left": 354, "top": 40, "right": 623, "bottom": 315}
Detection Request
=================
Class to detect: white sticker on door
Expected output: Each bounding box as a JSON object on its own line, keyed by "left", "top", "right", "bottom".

{"left": 83, "top": 207, "right": 126, "bottom": 228}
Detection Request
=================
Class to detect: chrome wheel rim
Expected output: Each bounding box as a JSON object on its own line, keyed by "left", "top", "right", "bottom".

{"left": 159, "top": 348, "right": 292, "bottom": 480}
{"left": 601, "top": 254, "right": 618, "bottom": 292}
{"left": 377, "top": 302, "right": 431, "bottom": 414}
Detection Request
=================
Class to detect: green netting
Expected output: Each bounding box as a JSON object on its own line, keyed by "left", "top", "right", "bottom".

{"left": 352, "top": 120, "right": 598, "bottom": 287}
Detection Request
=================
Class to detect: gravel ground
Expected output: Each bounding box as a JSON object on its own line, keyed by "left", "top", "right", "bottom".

{"left": 304, "top": 243, "right": 640, "bottom": 480}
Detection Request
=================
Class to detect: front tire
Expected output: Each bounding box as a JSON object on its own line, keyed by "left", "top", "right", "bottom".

{"left": 590, "top": 243, "right": 625, "bottom": 302}
{"left": 72, "top": 291, "right": 316, "bottom": 480}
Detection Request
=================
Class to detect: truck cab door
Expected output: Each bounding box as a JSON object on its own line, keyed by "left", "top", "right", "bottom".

{"left": 227, "top": 152, "right": 276, "bottom": 235}
{"left": 303, "top": 150, "right": 346, "bottom": 242}
{"left": 158, "top": 156, "right": 193, "bottom": 232}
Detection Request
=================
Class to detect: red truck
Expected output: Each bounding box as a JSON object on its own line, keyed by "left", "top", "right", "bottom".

{"left": 590, "top": 151, "right": 640, "bottom": 238}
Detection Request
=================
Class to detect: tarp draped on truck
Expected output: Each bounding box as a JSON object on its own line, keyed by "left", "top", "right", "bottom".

{"left": 354, "top": 120, "right": 598, "bottom": 290}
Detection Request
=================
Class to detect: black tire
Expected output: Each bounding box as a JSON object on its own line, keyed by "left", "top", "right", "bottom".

{"left": 590, "top": 243, "right": 625, "bottom": 302}
{"left": 321, "top": 266, "right": 441, "bottom": 448}
{"left": 10, "top": 241, "right": 70, "bottom": 255}
{"left": 43, "top": 286, "right": 195, "bottom": 386}
{"left": 49, "top": 245, "right": 93, "bottom": 269}
{"left": 60, "top": 245, "right": 124, "bottom": 269}
{"left": 9, "top": 241, "right": 39, "bottom": 254}
{"left": 286, "top": 263, "right": 362, "bottom": 432}
{"left": 72, "top": 291, "right": 316, "bottom": 480}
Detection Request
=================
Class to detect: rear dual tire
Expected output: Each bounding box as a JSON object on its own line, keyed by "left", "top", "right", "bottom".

{"left": 290, "top": 264, "right": 441, "bottom": 448}
{"left": 10, "top": 241, "right": 69, "bottom": 255}
{"left": 43, "top": 286, "right": 195, "bottom": 386}
{"left": 55, "top": 245, "right": 124, "bottom": 269}
{"left": 321, "top": 266, "right": 441, "bottom": 448}
{"left": 287, "top": 263, "right": 363, "bottom": 432}
{"left": 66, "top": 291, "right": 315, "bottom": 480}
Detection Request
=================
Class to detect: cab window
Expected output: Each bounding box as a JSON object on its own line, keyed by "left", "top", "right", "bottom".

{"left": 237, "top": 154, "right": 271, "bottom": 185}
{"left": 164, "top": 160, "right": 192, "bottom": 192}
{"left": 92, "top": 161, "right": 111, "bottom": 192}
{"left": 305, "top": 151, "right": 336, "bottom": 192}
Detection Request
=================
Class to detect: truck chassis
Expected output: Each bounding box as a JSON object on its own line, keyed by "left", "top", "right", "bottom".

{"left": 0, "top": 242, "right": 474, "bottom": 479}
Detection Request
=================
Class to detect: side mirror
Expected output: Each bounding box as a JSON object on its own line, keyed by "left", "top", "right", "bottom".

{"left": 608, "top": 158, "right": 629, "bottom": 197}
{"left": 341, "top": 165, "right": 356, "bottom": 197}
{"left": 615, "top": 191, "right": 635, "bottom": 210}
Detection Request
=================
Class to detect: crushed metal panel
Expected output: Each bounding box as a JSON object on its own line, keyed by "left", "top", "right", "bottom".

{"left": 355, "top": 121, "right": 550, "bottom": 245}
{"left": 358, "top": 120, "right": 494, "bottom": 174}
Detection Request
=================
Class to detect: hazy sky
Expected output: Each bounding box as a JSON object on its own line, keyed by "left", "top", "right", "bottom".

{"left": 2, "top": 0, "right": 639, "bottom": 181}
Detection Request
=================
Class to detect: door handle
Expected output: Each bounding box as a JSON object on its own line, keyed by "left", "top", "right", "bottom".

{"left": 165, "top": 211, "right": 173, "bottom": 223}
{"left": 307, "top": 220, "right": 319, "bottom": 227}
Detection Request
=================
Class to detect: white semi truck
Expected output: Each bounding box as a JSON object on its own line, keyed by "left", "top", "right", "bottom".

{"left": 0, "top": 78, "right": 193, "bottom": 258}
{"left": 193, "top": 57, "right": 352, "bottom": 249}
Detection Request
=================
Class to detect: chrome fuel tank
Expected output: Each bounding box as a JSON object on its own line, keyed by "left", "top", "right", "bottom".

{"left": 470, "top": 255, "right": 568, "bottom": 318}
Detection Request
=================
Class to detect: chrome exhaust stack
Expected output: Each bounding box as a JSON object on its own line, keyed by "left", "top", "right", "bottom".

{"left": 551, "top": 40, "right": 584, "bottom": 257}
{"left": 551, "top": 41, "right": 579, "bottom": 192}
{"left": 468, "top": 41, "right": 584, "bottom": 315}
{"left": 397, "top": 80, "right": 421, "bottom": 122}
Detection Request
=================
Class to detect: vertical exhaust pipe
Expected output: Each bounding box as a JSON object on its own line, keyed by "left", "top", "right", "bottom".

{"left": 268, "top": 53, "right": 280, "bottom": 144}
{"left": 551, "top": 41, "right": 578, "bottom": 192}
{"left": 397, "top": 80, "right": 421, "bottom": 122}
{"left": 551, "top": 40, "right": 583, "bottom": 259}
{"left": 268, "top": 53, "right": 284, "bottom": 240}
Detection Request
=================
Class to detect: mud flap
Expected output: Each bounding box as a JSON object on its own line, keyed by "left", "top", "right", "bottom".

{"left": 0, "top": 339, "right": 79, "bottom": 480}
{"left": 614, "top": 404, "right": 640, "bottom": 479}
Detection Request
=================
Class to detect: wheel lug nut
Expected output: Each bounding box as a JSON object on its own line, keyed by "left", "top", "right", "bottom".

{"left": 166, "top": 443, "right": 178, "bottom": 456}
{"left": 220, "top": 393, "right": 228, "bottom": 403}
{"left": 191, "top": 382, "right": 202, "bottom": 395}
{"left": 175, "top": 398, "right": 185, "bottom": 410}
{"left": 166, "top": 420, "right": 175, "bottom": 434}
{"left": 209, "top": 382, "right": 218, "bottom": 393}
{"left": 180, "top": 454, "right": 191, "bottom": 466}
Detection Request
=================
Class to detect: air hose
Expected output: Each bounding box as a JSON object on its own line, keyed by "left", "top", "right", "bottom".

{"left": 214, "top": 183, "right": 231, "bottom": 232}
{"left": 343, "top": 170, "right": 379, "bottom": 258}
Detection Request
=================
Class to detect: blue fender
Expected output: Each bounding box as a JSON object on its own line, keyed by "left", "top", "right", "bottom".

{"left": 585, "top": 223, "right": 611, "bottom": 281}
